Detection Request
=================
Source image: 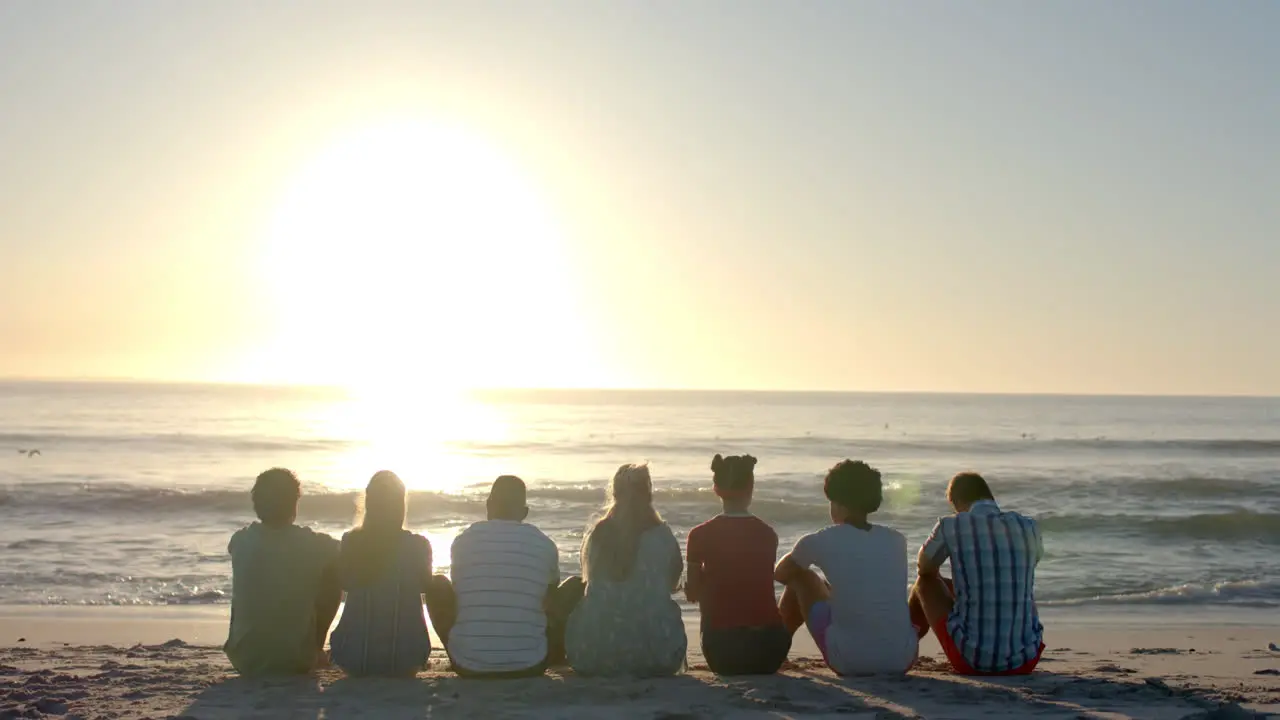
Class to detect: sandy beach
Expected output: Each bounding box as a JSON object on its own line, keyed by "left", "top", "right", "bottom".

{"left": 0, "top": 606, "right": 1276, "bottom": 719}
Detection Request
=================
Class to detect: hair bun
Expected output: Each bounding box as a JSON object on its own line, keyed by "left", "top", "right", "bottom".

{"left": 711, "top": 454, "right": 724, "bottom": 472}
{"left": 745, "top": 455, "right": 757, "bottom": 469}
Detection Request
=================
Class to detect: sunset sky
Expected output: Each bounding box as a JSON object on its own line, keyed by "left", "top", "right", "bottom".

{"left": 2, "top": 2, "right": 1277, "bottom": 395}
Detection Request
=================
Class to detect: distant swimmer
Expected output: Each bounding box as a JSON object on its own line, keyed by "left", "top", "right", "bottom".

{"left": 18, "top": 449, "right": 40, "bottom": 457}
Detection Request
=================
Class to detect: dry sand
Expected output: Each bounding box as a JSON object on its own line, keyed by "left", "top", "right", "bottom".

{"left": 0, "top": 606, "right": 1276, "bottom": 719}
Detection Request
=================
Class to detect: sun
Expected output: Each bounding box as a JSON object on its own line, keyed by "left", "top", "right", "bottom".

{"left": 247, "top": 118, "right": 600, "bottom": 393}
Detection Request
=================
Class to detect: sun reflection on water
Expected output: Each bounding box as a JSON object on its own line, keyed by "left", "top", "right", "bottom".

{"left": 311, "top": 386, "right": 512, "bottom": 495}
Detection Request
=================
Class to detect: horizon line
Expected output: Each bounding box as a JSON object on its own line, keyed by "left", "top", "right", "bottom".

{"left": 0, "top": 376, "right": 1276, "bottom": 401}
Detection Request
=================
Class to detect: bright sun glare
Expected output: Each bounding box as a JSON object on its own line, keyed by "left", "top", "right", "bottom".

{"left": 250, "top": 118, "right": 596, "bottom": 394}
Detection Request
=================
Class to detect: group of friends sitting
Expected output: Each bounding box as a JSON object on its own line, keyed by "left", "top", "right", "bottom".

{"left": 224, "top": 456, "right": 1044, "bottom": 679}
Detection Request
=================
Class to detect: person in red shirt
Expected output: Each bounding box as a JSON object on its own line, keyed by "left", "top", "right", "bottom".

{"left": 685, "top": 454, "right": 791, "bottom": 675}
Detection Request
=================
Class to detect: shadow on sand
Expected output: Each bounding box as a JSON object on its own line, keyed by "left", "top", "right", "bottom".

{"left": 175, "top": 657, "right": 1252, "bottom": 719}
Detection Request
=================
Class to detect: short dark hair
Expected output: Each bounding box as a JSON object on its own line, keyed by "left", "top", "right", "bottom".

{"left": 823, "top": 460, "right": 882, "bottom": 514}
{"left": 488, "top": 475, "right": 527, "bottom": 518}
{"left": 711, "top": 453, "right": 757, "bottom": 492}
{"left": 947, "top": 472, "right": 994, "bottom": 506}
{"left": 252, "top": 467, "right": 301, "bottom": 524}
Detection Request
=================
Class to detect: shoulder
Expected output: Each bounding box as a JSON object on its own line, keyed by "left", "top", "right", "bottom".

{"left": 687, "top": 517, "right": 716, "bottom": 540}
{"left": 791, "top": 525, "right": 828, "bottom": 553}
{"left": 1008, "top": 512, "right": 1040, "bottom": 531}
{"left": 876, "top": 524, "right": 908, "bottom": 546}
{"left": 305, "top": 526, "right": 340, "bottom": 553}
{"left": 876, "top": 523, "right": 906, "bottom": 538}
{"left": 790, "top": 525, "right": 837, "bottom": 561}
{"left": 453, "top": 520, "right": 487, "bottom": 542}
{"left": 648, "top": 522, "right": 678, "bottom": 544}
{"left": 228, "top": 524, "right": 256, "bottom": 553}
{"left": 520, "top": 523, "right": 558, "bottom": 551}
{"left": 800, "top": 524, "right": 839, "bottom": 542}
{"left": 751, "top": 516, "right": 779, "bottom": 539}
{"left": 288, "top": 525, "right": 339, "bottom": 560}
{"left": 450, "top": 521, "right": 484, "bottom": 552}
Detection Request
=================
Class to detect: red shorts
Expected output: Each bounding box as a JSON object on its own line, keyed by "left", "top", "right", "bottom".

{"left": 932, "top": 617, "right": 1044, "bottom": 676}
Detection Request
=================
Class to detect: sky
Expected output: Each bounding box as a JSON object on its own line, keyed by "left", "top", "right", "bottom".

{"left": 1, "top": 1, "right": 1277, "bottom": 395}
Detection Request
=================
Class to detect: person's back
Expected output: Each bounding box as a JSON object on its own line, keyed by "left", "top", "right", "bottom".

{"left": 226, "top": 469, "right": 340, "bottom": 677}
{"left": 568, "top": 523, "right": 686, "bottom": 676}
{"left": 448, "top": 518, "right": 559, "bottom": 673}
{"left": 226, "top": 521, "right": 339, "bottom": 675}
{"left": 791, "top": 523, "right": 917, "bottom": 673}
{"left": 923, "top": 496, "right": 1043, "bottom": 672}
{"left": 689, "top": 515, "right": 781, "bottom": 630}
{"left": 567, "top": 464, "right": 686, "bottom": 677}
{"left": 912, "top": 472, "right": 1044, "bottom": 675}
{"left": 686, "top": 454, "right": 789, "bottom": 675}
{"left": 330, "top": 473, "right": 434, "bottom": 677}
{"left": 775, "top": 460, "right": 917, "bottom": 675}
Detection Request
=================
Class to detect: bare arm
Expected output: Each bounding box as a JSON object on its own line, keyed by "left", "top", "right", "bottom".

{"left": 418, "top": 534, "right": 434, "bottom": 594}
{"left": 313, "top": 548, "right": 343, "bottom": 654}
{"left": 543, "top": 538, "right": 561, "bottom": 611}
{"left": 684, "top": 529, "right": 702, "bottom": 603}
{"left": 669, "top": 545, "right": 684, "bottom": 593}
{"left": 774, "top": 552, "right": 805, "bottom": 585}
{"left": 775, "top": 532, "right": 814, "bottom": 585}
{"left": 684, "top": 558, "right": 703, "bottom": 604}
{"left": 917, "top": 544, "right": 942, "bottom": 577}
{"left": 319, "top": 559, "right": 343, "bottom": 604}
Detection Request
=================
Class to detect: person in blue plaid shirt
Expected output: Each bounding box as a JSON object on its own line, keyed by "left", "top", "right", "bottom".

{"left": 909, "top": 472, "right": 1045, "bottom": 675}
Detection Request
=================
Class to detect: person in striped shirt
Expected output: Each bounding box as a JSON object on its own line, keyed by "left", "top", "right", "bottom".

{"left": 427, "top": 476, "right": 583, "bottom": 678}
{"left": 910, "top": 472, "right": 1045, "bottom": 675}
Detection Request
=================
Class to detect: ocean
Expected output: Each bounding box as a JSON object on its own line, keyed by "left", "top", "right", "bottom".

{"left": 1, "top": 381, "right": 1277, "bottom": 611}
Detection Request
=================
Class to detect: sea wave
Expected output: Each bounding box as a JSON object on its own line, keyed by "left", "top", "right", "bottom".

{"left": 1041, "top": 578, "right": 1280, "bottom": 608}
{"left": 0, "top": 484, "right": 474, "bottom": 521}
{"left": 17, "top": 577, "right": 1280, "bottom": 609}
{"left": 0, "top": 431, "right": 349, "bottom": 453}
{"left": 4, "top": 481, "right": 1278, "bottom": 538}
{"left": 1054, "top": 475, "right": 1280, "bottom": 500}
{"left": 0, "top": 571, "right": 232, "bottom": 607}
{"left": 455, "top": 435, "right": 1280, "bottom": 459}
{"left": 0, "top": 482, "right": 838, "bottom": 526}
{"left": 1038, "top": 510, "right": 1280, "bottom": 543}
{"left": 8, "top": 429, "right": 1280, "bottom": 458}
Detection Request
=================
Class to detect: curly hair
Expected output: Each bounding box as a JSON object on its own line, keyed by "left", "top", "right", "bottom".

{"left": 823, "top": 460, "right": 882, "bottom": 514}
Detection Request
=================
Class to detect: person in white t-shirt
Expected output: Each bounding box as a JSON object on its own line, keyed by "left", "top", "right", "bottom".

{"left": 427, "top": 476, "right": 583, "bottom": 678}
{"left": 773, "top": 460, "right": 918, "bottom": 675}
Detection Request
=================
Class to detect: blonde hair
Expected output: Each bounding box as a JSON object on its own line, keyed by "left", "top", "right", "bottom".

{"left": 582, "top": 463, "right": 662, "bottom": 583}
{"left": 342, "top": 470, "right": 408, "bottom": 586}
